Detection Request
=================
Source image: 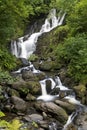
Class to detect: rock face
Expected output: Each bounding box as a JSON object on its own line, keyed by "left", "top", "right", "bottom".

{"left": 35, "top": 101, "right": 68, "bottom": 123}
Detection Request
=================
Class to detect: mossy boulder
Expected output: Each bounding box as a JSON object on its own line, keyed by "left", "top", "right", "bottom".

{"left": 8, "top": 88, "right": 20, "bottom": 97}
{"left": 73, "top": 84, "right": 86, "bottom": 104}
{"left": 26, "top": 81, "right": 41, "bottom": 95}
{"left": 12, "top": 79, "right": 30, "bottom": 95}
{"left": 12, "top": 79, "right": 41, "bottom": 96}
{"left": 35, "top": 101, "right": 68, "bottom": 124}
{"left": 22, "top": 71, "right": 38, "bottom": 81}
{"left": 39, "top": 61, "right": 54, "bottom": 71}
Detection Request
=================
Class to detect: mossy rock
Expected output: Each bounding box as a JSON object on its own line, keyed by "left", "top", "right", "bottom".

{"left": 73, "top": 84, "right": 86, "bottom": 104}
{"left": 39, "top": 61, "right": 54, "bottom": 71}
{"left": 12, "top": 79, "right": 30, "bottom": 95}
{"left": 26, "top": 81, "right": 41, "bottom": 95}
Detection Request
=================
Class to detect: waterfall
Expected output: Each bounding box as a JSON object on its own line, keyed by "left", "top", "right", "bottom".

{"left": 55, "top": 76, "right": 69, "bottom": 90}
{"left": 10, "top": 8, "right": 87, "bottom": 130}
{"left": 37, "top": 76, "right": 69, "bottom": 101}
{"left": 63, "top": 112, "right": 77, "bottom": 130}
{"left": 11, "top": 9, "right": 65, "bottom": 59}
{"left": 39, "top": 79, "right": 47, "bottom": 95}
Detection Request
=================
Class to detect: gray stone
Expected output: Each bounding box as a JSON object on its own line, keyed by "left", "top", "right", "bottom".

{"left": 35, "top": 101, "right": 68, "bottom": 123}
{"left": 23, "top": 114, "right": 43, "bottom": 122}
{"left": 11, "top": 96, "right": 27, "bottom": 112}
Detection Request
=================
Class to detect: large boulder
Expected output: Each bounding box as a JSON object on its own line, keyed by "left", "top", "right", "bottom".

{"left": 35, "top": 101, "right": 68, "bottom": 124}
{"left": 55, "top": 99, "right": 76, "bottom": 114}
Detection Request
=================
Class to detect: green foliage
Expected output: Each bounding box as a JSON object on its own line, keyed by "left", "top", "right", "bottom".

{"left": 29, "top": 54, "right": 38, "bottom": 62}
{"left": 0, "top": 111, "right": 5, "bottom": 117}
{"left": 0, "top": 119, "right": 22, "bottom": 130}
{"left": 30, "top": 0, "right": 49, "bottom": 16}
{"left": 0, "top": 47, "right": 17, "bottom": 71}
{"left": 67, "top": 0, "right": 87, "bottom": 35}
{"left": 0, "top": 69, "right": 16, "bottom": 84}
{"left": 0, "top": 0, "right": 34, "bottom": 44}
{"left": 32, "top": 121, "right": 38, "bottom": 128}
{"left": 55, "top": 34, "right": 87, "bottom": 82}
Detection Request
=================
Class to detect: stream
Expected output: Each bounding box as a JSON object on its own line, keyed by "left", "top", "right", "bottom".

{"left": 10, "top": 9, "right": 87, "bottom": 130}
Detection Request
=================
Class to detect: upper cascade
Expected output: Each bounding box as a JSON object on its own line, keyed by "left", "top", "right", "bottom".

{"left": 11, "top": 9, "right": 65, "bottom": 59}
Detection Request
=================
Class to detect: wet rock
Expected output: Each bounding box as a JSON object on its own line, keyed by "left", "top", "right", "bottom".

{"left": 23, "top": 114, "right": 43, "bottom": 122}
{"left": 59, "top": 91, "right": 66, "bottom": 98}
{"left": 35, "top": 101, "right": 68, "bottom": 123}
{"left": 22, "top": 71, "right": 38, "bottom": 81}
{"left": 20, "top": 58, "right": 29, "bottom": 66}
{"left": 11, "top": 96, "right": 27, "bottom": 112}
{"left": 55, "top": 99, "right": 76, "bottom": 114}
{"left": 50, "top": 87, "right": 60, "bottom": 95}
{"left": 45, "top": 80, "right": 51, "bottom": 94}
{"left": 35, "top": 72, "right": 46, "bottom": 80}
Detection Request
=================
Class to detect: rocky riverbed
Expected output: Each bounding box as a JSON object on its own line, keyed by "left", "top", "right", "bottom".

{"left": 0, "top": 59, "right": 87, "bottom": 130}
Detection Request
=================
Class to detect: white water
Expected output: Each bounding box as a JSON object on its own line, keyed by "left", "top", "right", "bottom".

{"left": 55, "top": 76, "right": 69, "bottom": 90}
{"left": 11, "top": 9, "right": 65, "bottom": 59}
{"left": 12, "top": 62, "right": 41, "bottom": 74}
{"left": 37, "top": 76, "right": 69, "bottom": 101}
{"left": 64, "top": 95, "right": 82, "bottom": 105}
{"left": 63, "top": 112, "right": 77, "bottom": 130}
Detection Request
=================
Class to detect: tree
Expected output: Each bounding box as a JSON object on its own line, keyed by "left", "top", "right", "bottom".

{"left": 67, "top": 0, "right": 87, "bottom": 34}
{"left": 0, "top": 0, "right": 34, "bottom": 44}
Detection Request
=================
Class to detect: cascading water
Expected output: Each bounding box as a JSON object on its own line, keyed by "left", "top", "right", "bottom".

{"left": 11, "top": 9, "right": 86, "bottom": 130}
{"left": 11, "top": 9, "right": 66, "bottom": 59}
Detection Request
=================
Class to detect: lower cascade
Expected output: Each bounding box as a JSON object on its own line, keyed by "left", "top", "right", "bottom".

{"left": 9, "top": 9, "right": 87, "bottom": 130}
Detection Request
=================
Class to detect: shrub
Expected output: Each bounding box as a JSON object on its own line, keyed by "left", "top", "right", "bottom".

{"left": 0, "top": 47, "right": 17, "bottom": 71}
{"left": 55, "top": 34, "right": 87, "bottom": 82}
{"left": 0, "top": 69, "right": 16, "bottom": 84}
